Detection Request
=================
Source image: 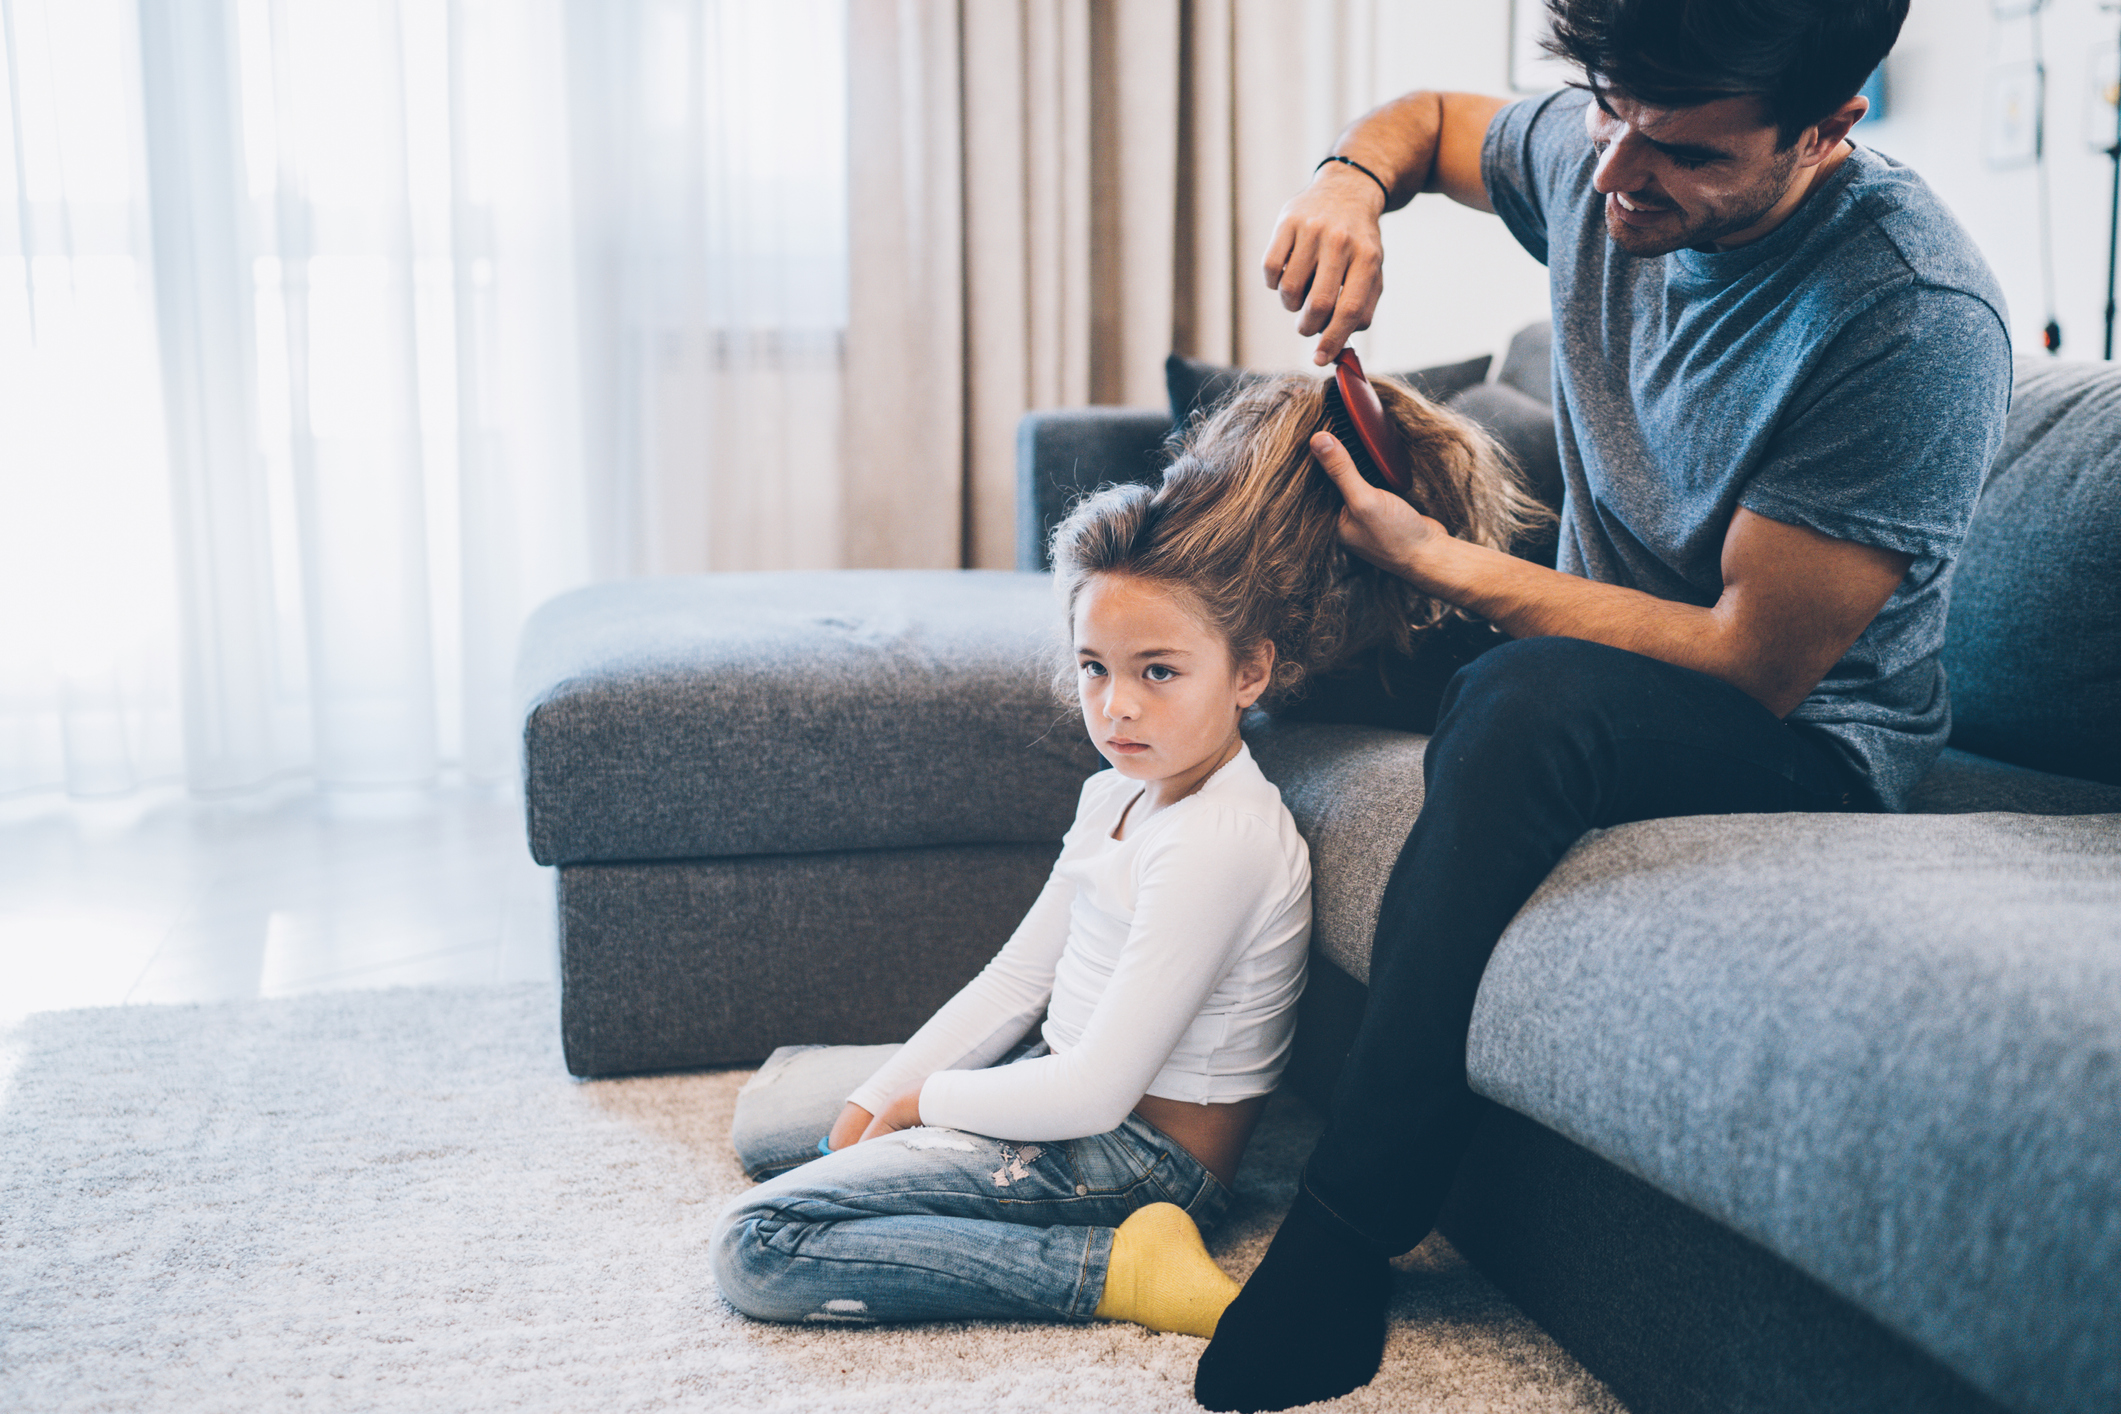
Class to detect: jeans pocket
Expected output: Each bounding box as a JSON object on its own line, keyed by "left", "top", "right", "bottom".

{"left": 1057, "top": 1129, "right": 1162, "bottom": 1199}
{"left": 1184, "top": 1170, "right": 1232, "bottom": 1228}
{"left": 1118, "top": 1114, "right": 1230, "bottom": 1222}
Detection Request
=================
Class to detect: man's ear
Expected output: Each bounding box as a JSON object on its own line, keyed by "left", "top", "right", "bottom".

{"left": 1235, "top": 641, "right": 1277, "bottom": 710}
{"left": 1801, "top": 95, "right": 1867, "bottom": 164}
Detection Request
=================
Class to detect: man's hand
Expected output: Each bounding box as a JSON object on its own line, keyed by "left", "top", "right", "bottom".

{"left": 1312, "top": 434, "right": 1912, "bottom": 719}
{"left": 856, "top": 1086, "right": 924, "bottom": 1144}
{"left": 1310, "top": 431, "right": 1448, "bottom": 571}
{"left": 1261, "top": 91, "right": 1511, "bottom": 364}
{"left": 1263, "top": 168, "right": 1389, "bottom": 365}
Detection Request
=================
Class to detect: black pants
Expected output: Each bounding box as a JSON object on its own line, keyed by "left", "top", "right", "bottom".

{"left": 1285, "top": 632, "right": 1866, "bottom": 1253}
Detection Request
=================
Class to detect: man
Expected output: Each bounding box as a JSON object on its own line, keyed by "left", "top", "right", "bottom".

{"left": 1192, "top": 2, "right": 2011, "bottom": 1410}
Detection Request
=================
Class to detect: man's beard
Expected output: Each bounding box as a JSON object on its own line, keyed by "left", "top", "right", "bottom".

{"left": 1604, "top": 145, "right": 1800, "bottom": 257}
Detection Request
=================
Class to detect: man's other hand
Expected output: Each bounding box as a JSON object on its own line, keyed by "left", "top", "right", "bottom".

{"left": 1310, "top": 430, "right": 1448, "bottom": 573}
{"left": 1261, "top": 91, "right": 1508, "bottom": 365}
{"left": 1264, "top": 166, "right": 1389, "bottom": 366}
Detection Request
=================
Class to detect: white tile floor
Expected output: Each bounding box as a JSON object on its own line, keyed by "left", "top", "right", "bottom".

{"left": 0, "top": 781, "right": 557, "bottom": 1022}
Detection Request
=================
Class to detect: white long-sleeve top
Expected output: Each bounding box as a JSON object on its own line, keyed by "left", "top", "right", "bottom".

{"left": 845, "top": 744, "right": 1311, "bottom": 1142}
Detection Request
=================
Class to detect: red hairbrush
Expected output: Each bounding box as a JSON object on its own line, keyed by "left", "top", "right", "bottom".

{"left": 1322, "top": 347, "right": 1414, "bottom": 495}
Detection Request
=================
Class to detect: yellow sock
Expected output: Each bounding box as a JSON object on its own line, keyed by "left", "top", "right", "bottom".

{"left": 1093, "top": 1202, "right": 1241, "bottom": 1338}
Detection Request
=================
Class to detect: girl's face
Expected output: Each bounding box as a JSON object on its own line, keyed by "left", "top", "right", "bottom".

{"left": 1072, "top": 573, "right": 1272, "bottom": 801}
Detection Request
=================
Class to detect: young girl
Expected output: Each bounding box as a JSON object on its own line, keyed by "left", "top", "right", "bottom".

{"left": 711, "top": 371, "right": 1542, "bottom": 1337}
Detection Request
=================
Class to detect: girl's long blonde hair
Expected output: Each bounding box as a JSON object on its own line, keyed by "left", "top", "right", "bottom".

{"left": 1048, "top": 372, "right": 1549, "bottom": 708}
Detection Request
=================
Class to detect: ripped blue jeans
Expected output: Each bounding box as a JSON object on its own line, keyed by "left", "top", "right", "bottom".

{"left": 711, "top": 1112, "right": 1231, "bottom": 1325}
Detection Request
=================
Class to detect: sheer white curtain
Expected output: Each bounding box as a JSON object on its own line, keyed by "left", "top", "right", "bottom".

{"left": 564, "top": 0, "right": 847, "bottom": 577}
{"left": 1, "top": 0, "right": 186, "bottom": 799}
{"left": 0, "top": 0, "right": 848, "bottom": 801}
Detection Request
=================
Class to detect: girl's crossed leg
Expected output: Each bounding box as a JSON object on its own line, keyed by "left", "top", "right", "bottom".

{"left": 713, "top": 1113, "right": 1230, "bottom": 1326}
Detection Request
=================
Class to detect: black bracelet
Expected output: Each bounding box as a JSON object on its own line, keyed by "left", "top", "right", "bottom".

{"left": 1316, "top": 153, "right": 1390, "bottom": 203}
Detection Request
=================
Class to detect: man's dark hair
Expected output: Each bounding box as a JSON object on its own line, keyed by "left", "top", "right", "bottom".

{"left": 1543, "top": 0, "right": 1908, "bottom": 146}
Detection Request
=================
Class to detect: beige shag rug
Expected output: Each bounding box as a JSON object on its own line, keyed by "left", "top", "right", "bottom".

{"left": 0, "top": 985, "right": 1623, "bottom": 1412}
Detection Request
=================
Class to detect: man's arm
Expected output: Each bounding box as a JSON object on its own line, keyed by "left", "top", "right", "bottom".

{"left": 1312, "top": 432, "right": 1911, "bottom": 718}
{"left": 1262, "top": 91, "right": 1511, "bottom": 365}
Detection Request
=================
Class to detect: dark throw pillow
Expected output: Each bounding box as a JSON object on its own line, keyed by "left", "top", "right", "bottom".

{"left": 1495, "top": 320, "right": 1554, "bottom": 403}
{"left": 1163, "top": 350, "right": 1493, "bottom": 427}
{"left": 1448, "top": 380, "right": 1564, "bottom": 511}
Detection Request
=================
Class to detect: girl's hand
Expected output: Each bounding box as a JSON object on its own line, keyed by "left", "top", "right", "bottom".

{"left": 856, "top": 1086, "right": 925, "bottom": 1143}
{"left": 1310, "top": 430, "right": 1449, "bottom": 583}
{"left": 826, "top": 1101, "right": 874, "bottom": 1153}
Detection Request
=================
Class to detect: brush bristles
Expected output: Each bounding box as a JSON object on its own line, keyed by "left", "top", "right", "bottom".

{"left": 1319, "top": 380, "right": 1389, "bottom": 491}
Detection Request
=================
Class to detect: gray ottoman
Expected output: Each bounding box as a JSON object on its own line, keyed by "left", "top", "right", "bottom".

{"left": 514, "top": 570, "right": 1103, "bottom": 1076}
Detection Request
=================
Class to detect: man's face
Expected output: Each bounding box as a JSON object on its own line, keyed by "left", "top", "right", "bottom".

{"left": 1584, "top": 89, "right": 1803, "bottom": 257}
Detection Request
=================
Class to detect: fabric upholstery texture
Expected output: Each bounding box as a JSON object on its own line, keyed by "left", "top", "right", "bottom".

{"left": 1243, "top": 717, "right": 1428, "bottom": 984}
{"left": 1243, "top": 723, "right": 2115, "bottom": 995}
{"left": 1164, "top": 352, "right": 1268, "bottom": 424}
{"left": 1942, "top": 358, "right": 2121, "bottom": 785}
{"left": 1465, "top": 810, "right": 2121, "bottom": 1414}
{"left": 557, "top": 841, "right": 1059, "bottom": 1076}
{"left": 1495, "top": 320, "right": 1554, "bottom": 403}
{"left": 1014, "top": 407, "right": 1171, "bottom": 571}
{"left": 518, "top": 572, "right": 1101, "bottom": 866}
{"left": 1439, "top": 1107, "right": 2008, "bottom": 1414}
{"left": 1906, "top": 746, "right": 2121, "bottom": 815}
{"left": 1451, "top": 379, "right": 1565, "bottom": 509}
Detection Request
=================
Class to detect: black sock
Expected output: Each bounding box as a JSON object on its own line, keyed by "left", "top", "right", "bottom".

{"left": 1193, "top": 1187, "right": 1394, "bottom": 1412}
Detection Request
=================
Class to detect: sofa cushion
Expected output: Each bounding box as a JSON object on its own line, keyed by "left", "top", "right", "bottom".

{"left": 1015, "top": 406, "right": 1172, "bottom": 571}
{"left": 1244, "top": 718, "right": 1428, "bottom": 984}
{"left": 1242, "top": 726, "right": 2119, "bottom": 994}
{"left": 1465, "top": 810, "right": 2121, "bottom": 1414}
{"left": 1495, "top": 320, "right": 1553, "bottom": 404}
{"left": 1942, "top": 358, "right": 2121, "bottom": 786}
{"left": 517, "top": 571, "right": 1101, "bottom": 866}
{"left": 1449, "top": 380, "right": 1564, "bottom": 513}
{"left": 1907, "top": 746, "right": 2121, "bottom": 815}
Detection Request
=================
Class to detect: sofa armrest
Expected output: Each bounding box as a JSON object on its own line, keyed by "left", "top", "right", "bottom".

{"left": 1015, "top": 407, "right": 1170, "bottom": 570}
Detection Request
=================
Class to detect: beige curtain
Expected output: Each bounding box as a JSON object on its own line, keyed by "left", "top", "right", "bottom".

{"left": 843, "top": 0, "right": 1389, "bottom": 571}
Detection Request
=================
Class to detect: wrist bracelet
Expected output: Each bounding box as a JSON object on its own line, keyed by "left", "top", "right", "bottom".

{"left": 1316, "top": 153, "right": 1390, "bottom": 203}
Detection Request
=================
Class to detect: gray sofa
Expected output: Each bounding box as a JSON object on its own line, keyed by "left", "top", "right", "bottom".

{"left": 516, "top": 329, "right": 2120, "bottom": 1414}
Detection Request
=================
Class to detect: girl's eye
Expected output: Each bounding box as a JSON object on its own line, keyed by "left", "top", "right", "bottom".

{"left": 1080, "top": 660, "right": 1107, "bottom": 678}
{"left": 1144, "top": 664, "right": 1176, "bottom": 682}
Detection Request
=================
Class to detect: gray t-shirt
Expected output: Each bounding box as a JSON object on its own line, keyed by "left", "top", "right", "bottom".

{"left": 1482, "top": 89, "right": 2012, "bottom": 810}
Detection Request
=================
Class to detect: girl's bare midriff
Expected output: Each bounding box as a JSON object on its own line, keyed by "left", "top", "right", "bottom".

{"left": 1133, "top": 1092, "right": 1270, "bottom": 1189}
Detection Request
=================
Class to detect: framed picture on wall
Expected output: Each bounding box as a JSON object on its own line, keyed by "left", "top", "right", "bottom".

{"left": 1511, "top": 0, "right": 1575, "bottom": 93}
{"left": 2090, "top": 43, "right": 2119, "bottom": 153}
{"left": 1982, "top": 60, "right": 2042, "bottom": 169}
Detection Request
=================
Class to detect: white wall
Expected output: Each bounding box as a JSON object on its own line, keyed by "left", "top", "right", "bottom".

{"left": 1345, "top": 2, "right": 1557, "bottom": 373}
{"left": 1866, "top": 0, "right": 2118, "bottom": 361}
{"left": 1339, "top": 0, "right": 2121, "bottom": 371}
